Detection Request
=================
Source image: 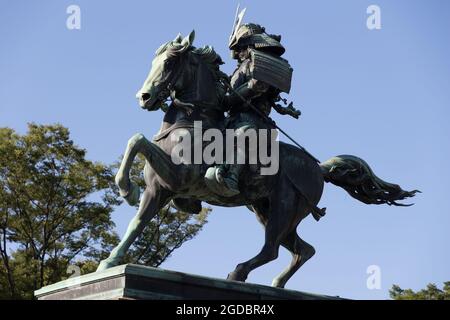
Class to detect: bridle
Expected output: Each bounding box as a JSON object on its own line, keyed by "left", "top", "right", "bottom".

{"left": 162, "top": 54, "right": 199, "bottom": 115}
{"left": 155, "top": 55, "right": 188, "bottom": 109}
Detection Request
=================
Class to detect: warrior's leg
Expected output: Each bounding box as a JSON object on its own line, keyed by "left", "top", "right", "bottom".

{"left": 217, "top": 123, "right": 256, "bottom": 195}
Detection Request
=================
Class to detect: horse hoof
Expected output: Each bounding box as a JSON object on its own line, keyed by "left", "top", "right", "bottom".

{"left": 96, "top": 258, "right": 119, "bottom": 272}
{"left": 124, "top": 182, "right": 140, "bottom": 206}
{"left": 271, "top": 279, "right": 285, "bottom": 288}
{"left": 227, "top": 271, "right": 247, "bottom": 282}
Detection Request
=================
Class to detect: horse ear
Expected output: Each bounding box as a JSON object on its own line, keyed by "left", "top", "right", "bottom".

{"left": 181, "top": 30, "right": 195, "bottom": 47}
{"left": 167, "top": 30, "right": 194, "bottom": 57}
{"left": 173, "top": 33, "right": 182, "bottom": 43}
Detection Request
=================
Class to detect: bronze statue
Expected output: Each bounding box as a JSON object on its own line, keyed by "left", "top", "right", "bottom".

{"left": 96, "top": 11, "right": 419, "bottom": 288}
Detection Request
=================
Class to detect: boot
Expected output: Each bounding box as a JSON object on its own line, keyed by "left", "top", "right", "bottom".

{"left": 216, "top": 164, "right": 242, "bottom": 196}
{"left": 204, "top": 164, "right": 243, "bottom": 198}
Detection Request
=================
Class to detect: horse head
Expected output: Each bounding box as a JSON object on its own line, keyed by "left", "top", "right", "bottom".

{"left": 136, "top": 31, "right": 196, "bottom": 111}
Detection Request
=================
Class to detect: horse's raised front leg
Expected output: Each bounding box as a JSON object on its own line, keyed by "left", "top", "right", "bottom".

{"left": 97, "top": 183, "right": 170, "bottom": 271}
{"left": 115, "top": 133, "right": 146, "bottom": 206}
{"left": 116, "top": 133, "right": 178, "bottom": 206}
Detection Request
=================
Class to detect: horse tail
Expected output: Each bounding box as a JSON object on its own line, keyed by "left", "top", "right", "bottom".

{"left": 320, "top": 155, "right": 420, "bottom": 206}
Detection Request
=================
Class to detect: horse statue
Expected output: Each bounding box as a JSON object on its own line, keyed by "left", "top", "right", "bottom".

{"left": 97, "top": 31, "right": 418, "bottom": 288}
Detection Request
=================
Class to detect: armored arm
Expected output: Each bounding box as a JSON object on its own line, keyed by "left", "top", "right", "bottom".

{"left": 225, "top": 78, "right": 270, "bottom": 109}
{"left": 224, "top": 49, "right": 293, "bottom": 113}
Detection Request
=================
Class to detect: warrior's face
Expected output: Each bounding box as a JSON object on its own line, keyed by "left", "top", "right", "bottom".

{"left": 137, "top": 31, "right": 195, "bottom": 111}
{"left": 237, "top": 47, "right": 250, "bottom": 62}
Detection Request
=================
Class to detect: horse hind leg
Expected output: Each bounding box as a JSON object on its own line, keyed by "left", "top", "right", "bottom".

{"left": 271, "top": 231, "right": 315, "bottom": 288}
{"left": 227, "top": 201, "right": 292, "bottom": 283}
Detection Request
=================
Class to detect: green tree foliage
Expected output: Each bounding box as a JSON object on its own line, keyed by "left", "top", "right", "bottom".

{"left": 117, "top": 154, "right": 210, "bottom": 267}
{"left": 390, "top": 282, "right": 450, "bottom": 300}
{"left": 0, "top": 124, "right": 120, "bottom": 299}
{"left": 125, "top": 205, "right": 209, "bottom": 267}
{"left": 0, "top": 124, "right": 210, "bottom": 299}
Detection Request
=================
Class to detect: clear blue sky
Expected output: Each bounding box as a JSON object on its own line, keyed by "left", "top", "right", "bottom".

{"left": 1, "top": 0, "right": 449, "bottom": 299}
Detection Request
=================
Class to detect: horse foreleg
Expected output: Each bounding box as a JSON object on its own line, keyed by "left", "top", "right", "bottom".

{"left": 97, "top": 185, "right": 170, "bottom": 271}
{"left": 116, "top": 133, "right": 178, "bottom": 206}
{"left": 116, "top": 133, "right": 147, "bottom": 205}
{"left": 271, "top": 232, "right": 315, "bottom": 288}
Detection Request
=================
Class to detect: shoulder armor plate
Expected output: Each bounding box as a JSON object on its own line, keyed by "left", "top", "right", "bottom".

{"left": 249, "top": 49, "right": 293, "bottom": 93}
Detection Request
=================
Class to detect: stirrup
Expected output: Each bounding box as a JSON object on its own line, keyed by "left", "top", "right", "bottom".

{"left": 204, "top": 167, "right": 240, "bottom": 197}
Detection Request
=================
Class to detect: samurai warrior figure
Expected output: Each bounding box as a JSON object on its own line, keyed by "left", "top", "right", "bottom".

{"left": 206, "top": 8, "right": 301, "bottom": 197}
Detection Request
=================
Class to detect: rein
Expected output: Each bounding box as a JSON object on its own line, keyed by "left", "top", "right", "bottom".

{"left": 164, "top": 55, "right": 196, "bottom": 114}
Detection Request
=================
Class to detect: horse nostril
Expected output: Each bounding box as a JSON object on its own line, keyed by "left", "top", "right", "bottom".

{"left": 141, "top": 93, "right": 150, "bottom": 101}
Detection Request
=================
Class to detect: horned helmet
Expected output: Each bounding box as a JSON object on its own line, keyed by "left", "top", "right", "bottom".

{"left": 228, "top": 8, "right": 285, "bottom": 59}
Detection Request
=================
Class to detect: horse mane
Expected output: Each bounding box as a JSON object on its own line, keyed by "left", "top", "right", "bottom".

{"left": 192, "top": 45, "right": 223, "bottom": 66}
{"left": 193, "top": 46, "right": 227, "bottom": 81}
{"left": 155, "top": 41, "right": 171, "bottom": 56}
{"left": 156, "top": 41, "right": 224, "bottom": 71}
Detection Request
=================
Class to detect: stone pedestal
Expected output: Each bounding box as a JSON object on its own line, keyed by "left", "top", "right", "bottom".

{"left": 35, "top": 264, "right": 343, "bottom": 300}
